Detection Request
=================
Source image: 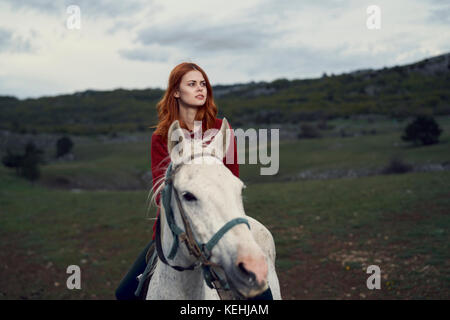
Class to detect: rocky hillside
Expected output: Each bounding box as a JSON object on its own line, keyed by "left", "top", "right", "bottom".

{"left": 0, "top": 52, "right": 449, "bottom": 134}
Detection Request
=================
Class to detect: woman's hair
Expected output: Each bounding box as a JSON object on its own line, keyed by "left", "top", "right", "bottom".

{"left": 151, "top": 62, "right": 218, "bottom": 142}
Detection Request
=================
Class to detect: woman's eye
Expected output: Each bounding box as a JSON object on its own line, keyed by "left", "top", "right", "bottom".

{"left": 182, "top": 192, "right": 197, "bottom": 202}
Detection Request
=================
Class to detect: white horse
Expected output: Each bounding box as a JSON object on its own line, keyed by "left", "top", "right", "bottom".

{"left": 146, "top": 118, "right": 281, "bottom": 300}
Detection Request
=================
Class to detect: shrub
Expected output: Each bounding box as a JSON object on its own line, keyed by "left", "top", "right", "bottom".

{"left": 21, "top": 151, "right": 41, "bottom": 184}
{"left": 316, "top": 119, "right": 335, "bottom": 130}
{"left": 382, "top": 156, "right": 413, "bottom": 174}
{"left": 1, "top": 149, "right": 23, "bottom": 175}
{"left": 22, "top": 142, "right": 44, "bottom": 184}
{"left": 401, "top": 115, "right": 443, "bottom": 146}
{"left": 2, "top": 141, "right": 44, "bottom": 184}
{"left": 298, "top": 123, "right": 321, "bottom": 139}
{"left": 56, "top": 136, "right": 74, "bottom": 158}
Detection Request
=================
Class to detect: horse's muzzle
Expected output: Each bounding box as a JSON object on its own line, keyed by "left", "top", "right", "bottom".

{"left": 226, "top": 254, "right": 269, "bottom": 298}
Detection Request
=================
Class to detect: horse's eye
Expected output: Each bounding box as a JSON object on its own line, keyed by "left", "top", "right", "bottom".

{"left": 182, "top": 192, "right": 197, "bottom": 202}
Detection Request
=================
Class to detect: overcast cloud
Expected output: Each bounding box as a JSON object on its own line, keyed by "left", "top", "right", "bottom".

{"left": 0, "top": 0, "right": 448, "bottom": 99}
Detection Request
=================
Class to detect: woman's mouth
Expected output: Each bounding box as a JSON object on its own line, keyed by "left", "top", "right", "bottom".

{"left": 195, "top": 95, "right": 204, "bottom": 99}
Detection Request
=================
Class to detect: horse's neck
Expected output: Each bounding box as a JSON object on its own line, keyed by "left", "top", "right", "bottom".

{"left": 148, "top": 261, "right": 208, "bottom": 299}
{"left": 147, "top": 204, "right": 218, "bottom": 300}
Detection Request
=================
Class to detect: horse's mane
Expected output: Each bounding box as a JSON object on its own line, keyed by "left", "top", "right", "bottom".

{"left": 146, "top": 154, "right": 171, "bottom": 219}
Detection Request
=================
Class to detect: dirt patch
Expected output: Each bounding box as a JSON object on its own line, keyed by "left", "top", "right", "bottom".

{"left": 278, "top": 236, "right": 395, "bottom": 300}
{"left": 278, "top": 229, "right": 448, "bottom": 300}
{"left": 0, "top": 234, "right": 68, "bottom": 299}
{"left": 0, "top": 230, "right": 122, "bottom": 300}
{"left": 277, "top": 192, "right": 450, "bottom": 300}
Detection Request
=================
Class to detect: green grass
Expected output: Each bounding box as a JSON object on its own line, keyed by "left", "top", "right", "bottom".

{"left": 239, "top": 116, "right": 450, "bottom": 183}
{"left": 242, "top": 171, "right": 450, "bottom": 268}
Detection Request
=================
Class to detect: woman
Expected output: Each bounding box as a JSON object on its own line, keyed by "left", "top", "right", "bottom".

{"left": 150, "top": 62, "right": 239, "bottom": 230}
{"left": 115, "top": 62, "right": 272, "bottom": 300}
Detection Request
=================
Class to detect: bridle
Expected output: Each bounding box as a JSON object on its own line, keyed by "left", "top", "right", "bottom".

{"left": 154, "top": 155, "right": 250, "bottom": 299}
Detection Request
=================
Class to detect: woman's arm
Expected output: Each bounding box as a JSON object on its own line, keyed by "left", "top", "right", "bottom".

{"left": 151, "top": 133, "right": 170, "bottom": 240}
{"left": 151, "top": 133, "right": 169, "bottom": 206}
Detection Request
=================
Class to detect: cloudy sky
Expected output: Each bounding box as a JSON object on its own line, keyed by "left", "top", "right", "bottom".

{"left": 0, "top": 0, "right": 448, "bottom": 99}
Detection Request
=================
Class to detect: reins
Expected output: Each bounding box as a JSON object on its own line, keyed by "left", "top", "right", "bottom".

{"left": 155, "top": 160, "right": 250, "bottom": 299}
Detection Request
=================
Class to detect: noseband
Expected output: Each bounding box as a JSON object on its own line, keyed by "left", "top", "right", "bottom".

{"left": 155, "top": 156, "right": 250, "bottom": 295}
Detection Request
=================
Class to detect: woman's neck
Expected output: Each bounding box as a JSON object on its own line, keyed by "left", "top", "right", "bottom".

{"left": 178, "top": 103, "right": 198, "bottom": 131}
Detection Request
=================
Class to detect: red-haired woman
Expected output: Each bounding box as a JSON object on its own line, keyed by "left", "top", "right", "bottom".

{"left": 150, "top": 62, "right": 239, "bottom": 227}
{"left": 116, "top": 62, "right": 272, "bottom": 300}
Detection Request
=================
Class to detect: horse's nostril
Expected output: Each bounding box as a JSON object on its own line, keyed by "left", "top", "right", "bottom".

{"left": 238, "top": 262, "right": 256, "bottom": 284}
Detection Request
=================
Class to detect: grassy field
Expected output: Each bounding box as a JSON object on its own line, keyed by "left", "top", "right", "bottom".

{"left": 0, "top": 116, "right": 449, "bottom": 299}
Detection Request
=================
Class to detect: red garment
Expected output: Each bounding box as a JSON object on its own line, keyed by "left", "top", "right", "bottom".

{"left": 151, "top": 118, "right": 240, "bottom": 239}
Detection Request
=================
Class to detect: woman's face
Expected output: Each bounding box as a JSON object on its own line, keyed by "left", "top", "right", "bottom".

{"left": 174, "top": 70, "right": 207, "bottom": 108}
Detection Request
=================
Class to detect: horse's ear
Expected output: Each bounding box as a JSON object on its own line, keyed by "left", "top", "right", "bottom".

{"left": 167, "top": 120, "right": 183, "bottom": 157}
{"left": 207, "top": 117, "right": 231, "bottom": 159}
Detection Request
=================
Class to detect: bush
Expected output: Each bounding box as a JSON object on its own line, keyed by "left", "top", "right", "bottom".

{"left": 382, "top": 156, "right": 413, "bottom": 175}
{"left": 316, "top": 119, "right": 335, "bottom": 130}
{"left": 22, "top": 142, "right": 44, "bottom": 184}
{"left": 401, "top": 115, "right": 443, "bottom": 146}
{"left": 2, "top": 149, "right": 23, "bottom": 175}
{"left": 298, "top": 123, "right": 321, "bottom": 139}
{"left": 21, "top": 151, "right": 41, "bottom": 184}
{"left": 270, "top": 78, "right": 290, "bottom": 90}
{"left": 56, "top": 136, "right": 74, "bottom": 158}
{"left": 2, "top": 141, "right": 44, "bottom": 184}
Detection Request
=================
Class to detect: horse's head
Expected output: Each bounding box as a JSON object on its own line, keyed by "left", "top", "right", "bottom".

{"left": 164, "top": 118, "right": 269, "bottom": 298}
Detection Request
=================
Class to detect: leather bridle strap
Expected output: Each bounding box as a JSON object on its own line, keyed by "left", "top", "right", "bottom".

{"left": 172, "top": 185, "right": 251, "bottom": 266}
{"left": 154, "top": 216, "right": 198, "bottom": 272}
{"left": 173, "top": 189, "right": 209, "bottom": 262}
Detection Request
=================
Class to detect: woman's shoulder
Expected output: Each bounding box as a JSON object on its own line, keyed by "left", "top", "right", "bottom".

{"left": 151, "top": 131, "right": 162, "bottom": 139}
{"left": 151, "top": 131, "right": 167, "bottom": 146}
{"left": 214, "top": 118, "right": 222, "bottom": 128}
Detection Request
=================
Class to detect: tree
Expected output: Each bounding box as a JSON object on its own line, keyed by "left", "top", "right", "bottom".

{"left": 401, "top": 115, "right": 443, "bottom": 146}
{"left": 21, "top": 141, "right": 44, "bottom": 185}
{"left": 270, "top": 78, "right": 290, "bottom": 90}
{"left": 56, "top": 136, "right": 74, "bottom": 158}
{"left": 1, "top": 141, "right": 44, "bottom": 184}
{"left": 1, "top": 149, "right": 24, "bottom": 175}
{"left": 21, "top": 151, "right": 40, "bottom": 185}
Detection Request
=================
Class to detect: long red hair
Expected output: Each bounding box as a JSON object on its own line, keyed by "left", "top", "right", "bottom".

{"left": 151, "top": 62, "right": 218, "bottom": 142}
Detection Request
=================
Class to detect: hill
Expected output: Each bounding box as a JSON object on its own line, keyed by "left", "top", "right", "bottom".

{"left": 0, "top": 53, "right": 449, "bottom": 135}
